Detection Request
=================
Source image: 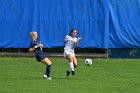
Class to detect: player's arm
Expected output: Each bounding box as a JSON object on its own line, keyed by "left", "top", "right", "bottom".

{"left": 64, "top": 39, "right": 67, "bottom": 43}
{"left": 74, "top": 37, "right": 82, "bottom": 46}
{"left": 64, "top": 35, "right": 68, "bottom": 43}
{"left": 28, "top": 45, "right": 39, "bottom": 53}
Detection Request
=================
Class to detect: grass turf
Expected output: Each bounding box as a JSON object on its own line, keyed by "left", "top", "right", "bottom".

{"left": 0, "top": 57, "right": 140, "bottom": 93}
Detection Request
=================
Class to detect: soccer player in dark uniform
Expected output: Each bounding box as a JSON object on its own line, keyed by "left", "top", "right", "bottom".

{"left": 29, "top": 32, "right": 52, "bottom": 80}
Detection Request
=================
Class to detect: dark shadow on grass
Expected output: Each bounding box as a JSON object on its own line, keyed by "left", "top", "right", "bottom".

{"left": 0, "top": 77, "right": 44, "bottom": 80}
{"left": 0, "top": 76, "right": 75, "bottom": 80}
{"left": 52, "top": 77, "right": 73, "bottom": 80}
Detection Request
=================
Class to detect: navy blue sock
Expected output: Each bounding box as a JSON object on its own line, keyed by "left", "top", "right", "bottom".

{"left": 46, "top": 65, "right": 51, "bottom": 77}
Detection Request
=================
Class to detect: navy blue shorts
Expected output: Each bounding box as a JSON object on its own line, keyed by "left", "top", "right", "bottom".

{"left": 36, "top": 54, "right": 46, "bottom": 62}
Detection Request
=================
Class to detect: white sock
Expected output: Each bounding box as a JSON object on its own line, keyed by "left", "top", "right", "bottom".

{"left": 69, "top": 62, "right": 74, "bottom": 71}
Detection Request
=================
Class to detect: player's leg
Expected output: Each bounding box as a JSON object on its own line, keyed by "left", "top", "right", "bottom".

{"left": 42, "top": 57, "right": 52, "bottom": 65}
{"left": 66, "top": 54, "right": 75, "bottom": 77}
{"left": 66, "top": 54, "right": 74, "bottom": 72}
{"left": 73, "top": 56, "right": 78, "bottom": 69}
{"left": 42, "top": 57, "right": 52, "bottom": 79}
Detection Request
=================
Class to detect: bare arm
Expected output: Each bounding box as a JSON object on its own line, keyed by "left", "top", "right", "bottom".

{"left": 74, "top": 37, "right": 82, "bottom": 46}
{"left": 64, "top": 39, "right": 67, "bottom": 43}
{"left": 28, "top": 45, "right": 39, "bottom": 53}
{"left": 64, "top": 35, "right": 69, "bottom": 43}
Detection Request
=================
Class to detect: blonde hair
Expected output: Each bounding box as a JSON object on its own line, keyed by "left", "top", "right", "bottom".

{"left": 30, "top": 32, "right": 37, "bottom": 40}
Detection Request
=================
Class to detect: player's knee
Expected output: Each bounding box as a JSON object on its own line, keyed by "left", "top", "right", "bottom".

{"left": 68, "top": 57, "right": 73, "bottom": 62}
{"left": 48, "top": 61, "right": 52, "bottom": 65}
{"left": 46, "top": 59, "right": 52, "bottom": 65}
{"left": 70, "top": 58, "right": 73, "bottom": 62}
{"left": 66, "top": 55, "right": 73, "bottom": 61}
{"left": 42, "top": 59, "right": 52, "bottom": 65}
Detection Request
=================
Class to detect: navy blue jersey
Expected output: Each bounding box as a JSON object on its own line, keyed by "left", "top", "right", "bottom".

{"left": 30, "top": 40, "right": 44, "bottom": 56}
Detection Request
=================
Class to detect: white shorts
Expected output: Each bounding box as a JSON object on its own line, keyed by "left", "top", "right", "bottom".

{"left": 64, "top": 50, "right": 75, "bottom": 58}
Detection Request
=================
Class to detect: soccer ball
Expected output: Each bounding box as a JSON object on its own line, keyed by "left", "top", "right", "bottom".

{"left": 85, "top": 59, "right": 92, "bottom": 66}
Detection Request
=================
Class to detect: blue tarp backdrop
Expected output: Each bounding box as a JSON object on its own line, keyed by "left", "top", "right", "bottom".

{"left": 0, "top": 0, "right": 140, "bottom": 48}
{"left": 109, "top": 0, "right": 140, "bottom": 48}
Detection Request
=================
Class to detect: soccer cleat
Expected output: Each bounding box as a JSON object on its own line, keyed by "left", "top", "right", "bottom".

{"left": 66, "top": 71, "right": 70, "bottom": 78}
{"left": 47, "top": 77, "right": 52, "bottom": 80}
{"left": 72, "top": 71, "right": 75, "bottom": 76}
{"left": 43, "top": 74, "right": 47, "bottom": 78}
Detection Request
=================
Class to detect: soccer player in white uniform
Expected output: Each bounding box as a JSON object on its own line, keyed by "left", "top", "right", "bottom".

{"left": 64, "top": 29, "right": 81, "bottom": 78}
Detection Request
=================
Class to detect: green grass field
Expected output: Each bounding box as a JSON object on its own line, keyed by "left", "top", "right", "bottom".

{"left": 0, "top": 57, "right": 140, "bottom": 93}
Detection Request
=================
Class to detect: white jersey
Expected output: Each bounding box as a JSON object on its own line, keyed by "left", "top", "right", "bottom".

{"left": 64, "top": 35, "right": 77, "bottom": 51}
